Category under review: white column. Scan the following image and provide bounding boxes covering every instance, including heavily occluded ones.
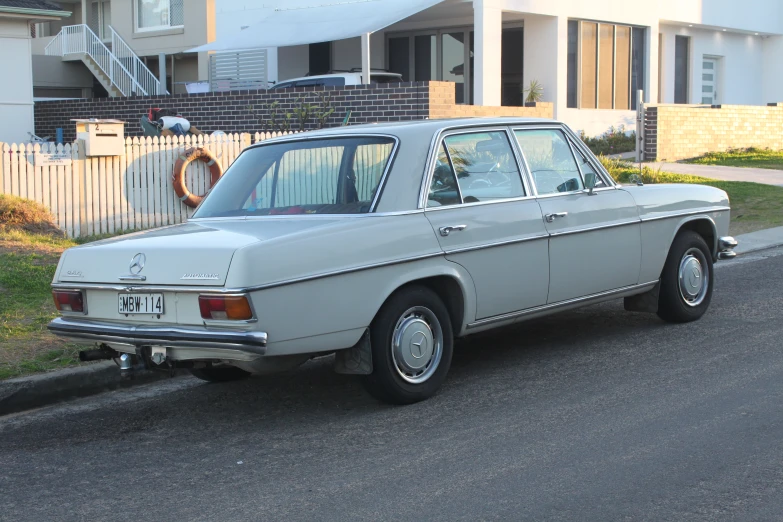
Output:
[659,31,676,104]
[473,0,502,106]
[81,0,88,25]
[361,33,371,85]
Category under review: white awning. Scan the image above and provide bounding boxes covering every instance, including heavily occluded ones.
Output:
[188,0,446,53]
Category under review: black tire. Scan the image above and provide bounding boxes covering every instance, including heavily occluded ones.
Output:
[657,230,714,323]
[190,366,251,383]
[362,286,454,405]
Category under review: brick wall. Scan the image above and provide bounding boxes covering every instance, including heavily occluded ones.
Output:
[34,81,557,143]
[644,103,783,161]
[428,81,554,119]
[34,82,432,143]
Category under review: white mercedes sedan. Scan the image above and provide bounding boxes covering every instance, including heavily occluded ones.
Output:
[49,118,737,404]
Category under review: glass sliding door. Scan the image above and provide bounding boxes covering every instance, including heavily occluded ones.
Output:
[414,34,436,81]
[388,37,410,81]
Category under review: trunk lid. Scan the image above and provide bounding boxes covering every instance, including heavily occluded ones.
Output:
[56,219,341,286]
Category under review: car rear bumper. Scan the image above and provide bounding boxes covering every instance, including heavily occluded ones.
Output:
[47,317,268,355]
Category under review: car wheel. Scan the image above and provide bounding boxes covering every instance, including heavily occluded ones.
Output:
[362,286,454,405]
[190,366,251,383]
[657,230,714,323]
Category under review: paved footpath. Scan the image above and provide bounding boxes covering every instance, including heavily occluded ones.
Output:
[648,162,783,186]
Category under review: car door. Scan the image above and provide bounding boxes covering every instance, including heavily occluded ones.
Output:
[513,126,642,304]
[424,128,550,320]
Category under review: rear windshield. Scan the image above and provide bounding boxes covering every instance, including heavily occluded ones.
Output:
[193,137,396,218]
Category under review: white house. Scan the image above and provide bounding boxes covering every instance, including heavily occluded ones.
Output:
[0,0,69,143]
[208,0,783,136]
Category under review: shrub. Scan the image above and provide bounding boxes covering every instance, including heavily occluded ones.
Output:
[580,126,636,156]
[0,194,63,237]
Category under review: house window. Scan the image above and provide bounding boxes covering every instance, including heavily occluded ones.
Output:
[567,20,646,110]
[136,0,184,32]
[674,35,690,104]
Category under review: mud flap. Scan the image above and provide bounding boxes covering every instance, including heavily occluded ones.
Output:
[334,329,373,375]
[624,282,660,313]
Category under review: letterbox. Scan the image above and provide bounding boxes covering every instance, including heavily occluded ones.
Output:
[73,119,125,156]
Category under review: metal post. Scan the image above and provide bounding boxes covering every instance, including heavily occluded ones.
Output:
[636,89,645,163]
[158,53,167,95]
[360,33,371,85]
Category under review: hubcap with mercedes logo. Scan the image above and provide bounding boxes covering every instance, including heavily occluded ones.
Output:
[391,306,443,384]
[678,248,709,307]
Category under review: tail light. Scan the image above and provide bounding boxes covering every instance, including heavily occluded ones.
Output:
[199,295,254,321]
[52,290,85,313]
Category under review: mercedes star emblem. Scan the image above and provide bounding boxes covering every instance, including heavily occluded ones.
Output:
[129,253,146,275]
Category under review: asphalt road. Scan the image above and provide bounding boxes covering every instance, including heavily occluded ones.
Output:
[3,248,783,522]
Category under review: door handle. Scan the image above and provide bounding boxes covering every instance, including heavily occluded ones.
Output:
[439,224,467,237]
[544,212,568,223]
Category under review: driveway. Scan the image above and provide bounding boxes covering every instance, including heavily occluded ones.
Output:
[648,161,783,186]
[2,248,783,521]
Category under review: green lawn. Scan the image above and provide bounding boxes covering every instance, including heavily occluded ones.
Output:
[683,148,783,170]
[602,158,783,235]
[0,235,82,380]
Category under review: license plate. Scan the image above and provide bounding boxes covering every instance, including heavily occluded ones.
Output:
[118,293,164,314]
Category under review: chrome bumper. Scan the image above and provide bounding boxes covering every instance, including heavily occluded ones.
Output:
[718,236,738,260]
[47,317,268,355]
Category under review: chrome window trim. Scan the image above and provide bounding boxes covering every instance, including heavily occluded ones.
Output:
[424,195,537,212]
[189,210,426,222]
[420,126,535,210]
[533,186,617,199]
[467,280,659,329]
[192,133,400,219]
[441,140,465,205]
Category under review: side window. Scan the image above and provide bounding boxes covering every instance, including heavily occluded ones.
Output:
[322,77,346,87]
[514,129,584,195]
[352,141,395,201]
[427,143,461,207]
[572,143,608,188]
[443,131,525,203]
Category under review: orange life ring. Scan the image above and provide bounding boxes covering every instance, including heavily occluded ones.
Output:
[172,147,223,208]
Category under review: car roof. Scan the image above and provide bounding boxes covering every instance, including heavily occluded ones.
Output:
[278,117,559,138]
[276,72,403,83]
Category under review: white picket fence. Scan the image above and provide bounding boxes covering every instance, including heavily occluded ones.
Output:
[0,132,294,238]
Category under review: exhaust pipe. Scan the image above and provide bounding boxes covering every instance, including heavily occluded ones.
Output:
[79,346,118,362]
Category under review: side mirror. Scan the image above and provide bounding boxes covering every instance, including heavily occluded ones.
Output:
[584,172,597,196]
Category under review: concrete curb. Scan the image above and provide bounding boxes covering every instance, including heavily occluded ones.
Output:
[735,226,783,256]
[0,362,174,416]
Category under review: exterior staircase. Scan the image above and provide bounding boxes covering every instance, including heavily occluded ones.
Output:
[45,25,167,97]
